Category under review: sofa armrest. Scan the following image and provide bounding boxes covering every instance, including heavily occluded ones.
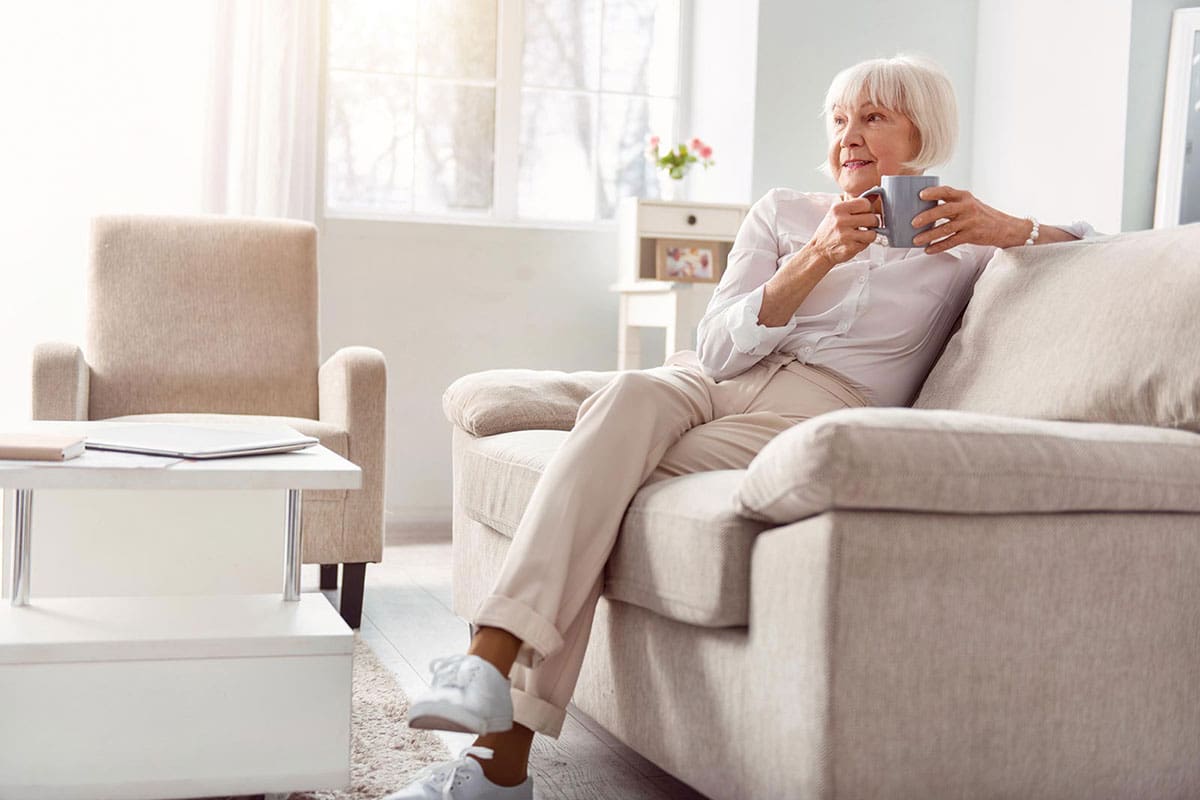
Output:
[736,406,1200,525]
[32,342,90,420]
[443,368,621,437]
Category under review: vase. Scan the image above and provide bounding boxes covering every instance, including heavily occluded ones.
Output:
[657,173,685,202]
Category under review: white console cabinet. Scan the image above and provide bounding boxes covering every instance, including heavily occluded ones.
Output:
[611,196,748,369]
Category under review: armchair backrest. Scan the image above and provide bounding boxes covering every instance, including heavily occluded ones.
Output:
[85,214,320,420]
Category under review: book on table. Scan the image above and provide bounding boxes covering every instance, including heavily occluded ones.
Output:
[0,433,87,461]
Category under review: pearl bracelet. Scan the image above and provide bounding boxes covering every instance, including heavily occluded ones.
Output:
[1023,217,1040,246]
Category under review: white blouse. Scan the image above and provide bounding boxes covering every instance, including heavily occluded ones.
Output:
[696,188,1098,407]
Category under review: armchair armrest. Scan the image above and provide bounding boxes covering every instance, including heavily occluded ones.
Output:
[443,368,621,437]
[736,406,1200,525]
[319,346,387,439]
[32,342,90,420]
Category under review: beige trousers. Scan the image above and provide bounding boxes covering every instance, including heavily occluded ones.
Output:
[471,349,871,737]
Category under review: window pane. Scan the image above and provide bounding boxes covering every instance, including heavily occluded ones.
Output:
[518,90,595,220]
[600,0,679,95]
[326,71,415,213]
[598,94,675,218]
[330,0,416,73]
[417,0,497,80]
[416,83,495,212]
[522,0,600,90]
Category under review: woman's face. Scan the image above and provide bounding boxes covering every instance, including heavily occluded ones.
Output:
[827,97,923,198]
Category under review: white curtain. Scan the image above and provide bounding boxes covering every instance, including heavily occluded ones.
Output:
[202,0,322,221]
[0,0,321,425]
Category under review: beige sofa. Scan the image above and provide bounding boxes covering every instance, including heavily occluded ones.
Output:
[32,214,387,627]
[443,222,1200,799]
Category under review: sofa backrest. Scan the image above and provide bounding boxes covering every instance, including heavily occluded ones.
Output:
[85,214,320,420]
[914,222,1200,430]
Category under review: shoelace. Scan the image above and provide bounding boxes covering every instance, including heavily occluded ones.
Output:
[429,653,479,690]
[409,744,494,799]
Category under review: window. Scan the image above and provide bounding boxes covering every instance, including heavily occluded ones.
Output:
[324,0,683,225]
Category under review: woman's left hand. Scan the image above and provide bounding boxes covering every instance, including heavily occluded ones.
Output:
[910,185,1027,254]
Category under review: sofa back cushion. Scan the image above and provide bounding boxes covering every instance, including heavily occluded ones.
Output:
[914,223,1200,430]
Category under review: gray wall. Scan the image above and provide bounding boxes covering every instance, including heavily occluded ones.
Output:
[750,0,979,199]
[1123,1,1200,231]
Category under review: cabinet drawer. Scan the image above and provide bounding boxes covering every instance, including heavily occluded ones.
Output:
[639,204,742,237]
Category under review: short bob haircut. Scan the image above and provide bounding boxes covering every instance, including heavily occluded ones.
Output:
[817,53,958,180]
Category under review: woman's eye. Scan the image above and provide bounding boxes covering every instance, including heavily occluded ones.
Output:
[868,114,882,122]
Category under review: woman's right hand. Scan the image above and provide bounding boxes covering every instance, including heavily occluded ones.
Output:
[802,196,880,268]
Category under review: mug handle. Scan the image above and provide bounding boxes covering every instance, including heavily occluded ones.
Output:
[857,186,888,238]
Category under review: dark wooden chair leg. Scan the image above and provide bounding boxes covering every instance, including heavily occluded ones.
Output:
[319,563,339,591]
[340,562,367,629]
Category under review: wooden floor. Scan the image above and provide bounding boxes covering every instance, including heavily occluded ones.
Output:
[307,527,708,800]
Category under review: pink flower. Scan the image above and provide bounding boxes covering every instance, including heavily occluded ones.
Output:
[690,137,702,150]
[648,135,660,147]
[699,145,713,159]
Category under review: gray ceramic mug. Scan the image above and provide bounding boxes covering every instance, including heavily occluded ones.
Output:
[858,174,939,248]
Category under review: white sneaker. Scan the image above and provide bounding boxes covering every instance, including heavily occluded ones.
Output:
[408,654,514,734]
[380,746,533,799]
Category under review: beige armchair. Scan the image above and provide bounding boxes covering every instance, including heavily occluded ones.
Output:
[31,214,386,627]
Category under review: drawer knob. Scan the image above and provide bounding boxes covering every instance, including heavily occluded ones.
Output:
[686,214,697,225]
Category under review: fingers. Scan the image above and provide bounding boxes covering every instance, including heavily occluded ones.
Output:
[911,201,963,230]
[913,219,961,248]
[918,185,967,203]
[923,228,961,255]
[845,212,882,229]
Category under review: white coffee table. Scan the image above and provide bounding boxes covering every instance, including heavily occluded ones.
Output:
[0,421,362,800]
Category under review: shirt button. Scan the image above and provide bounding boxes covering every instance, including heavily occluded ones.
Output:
[858,276,866,284]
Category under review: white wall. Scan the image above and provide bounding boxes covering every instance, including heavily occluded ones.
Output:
[684,0,760,204]
[317,217,617,526]
[971,0,1132,234]
[750,0,979,199]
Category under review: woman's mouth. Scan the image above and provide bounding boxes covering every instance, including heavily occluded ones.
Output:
[843,160,874,171]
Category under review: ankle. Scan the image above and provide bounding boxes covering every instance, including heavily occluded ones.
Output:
[469,754,528,788]
[467,626,522,676]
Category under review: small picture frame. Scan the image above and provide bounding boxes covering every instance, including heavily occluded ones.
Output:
[655,238,721,283]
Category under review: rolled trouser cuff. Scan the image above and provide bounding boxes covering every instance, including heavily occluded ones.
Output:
[473,594,565,670]
[511,686,567,738]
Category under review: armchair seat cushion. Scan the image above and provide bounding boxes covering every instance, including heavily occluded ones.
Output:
[458,430,769,627]
[101,412,349,502]
[736,406,1200,525]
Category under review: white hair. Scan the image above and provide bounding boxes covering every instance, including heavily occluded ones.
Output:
[816,53,958,179]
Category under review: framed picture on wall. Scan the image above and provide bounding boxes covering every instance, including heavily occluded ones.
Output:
[1154,7,1200,227]
[654,239,726,283]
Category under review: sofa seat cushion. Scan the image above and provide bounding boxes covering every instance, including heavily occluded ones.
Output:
[458,430,770,627]
[736,406,1200,525]
[100,412,349,502]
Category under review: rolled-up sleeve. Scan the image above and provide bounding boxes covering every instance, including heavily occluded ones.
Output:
[696,189,797,382]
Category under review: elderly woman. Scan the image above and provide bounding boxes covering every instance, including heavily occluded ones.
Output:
[384,53,1095,800]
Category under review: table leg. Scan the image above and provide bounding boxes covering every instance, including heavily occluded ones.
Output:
[10,489,33,606]
[283,489,302,601]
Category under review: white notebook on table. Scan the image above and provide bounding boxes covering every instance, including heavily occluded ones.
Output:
[83,424,320,459]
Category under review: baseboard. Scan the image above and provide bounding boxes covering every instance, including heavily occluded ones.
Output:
[386,507,451,544]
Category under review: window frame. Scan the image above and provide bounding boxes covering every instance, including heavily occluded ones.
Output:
[317,0,692,231]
